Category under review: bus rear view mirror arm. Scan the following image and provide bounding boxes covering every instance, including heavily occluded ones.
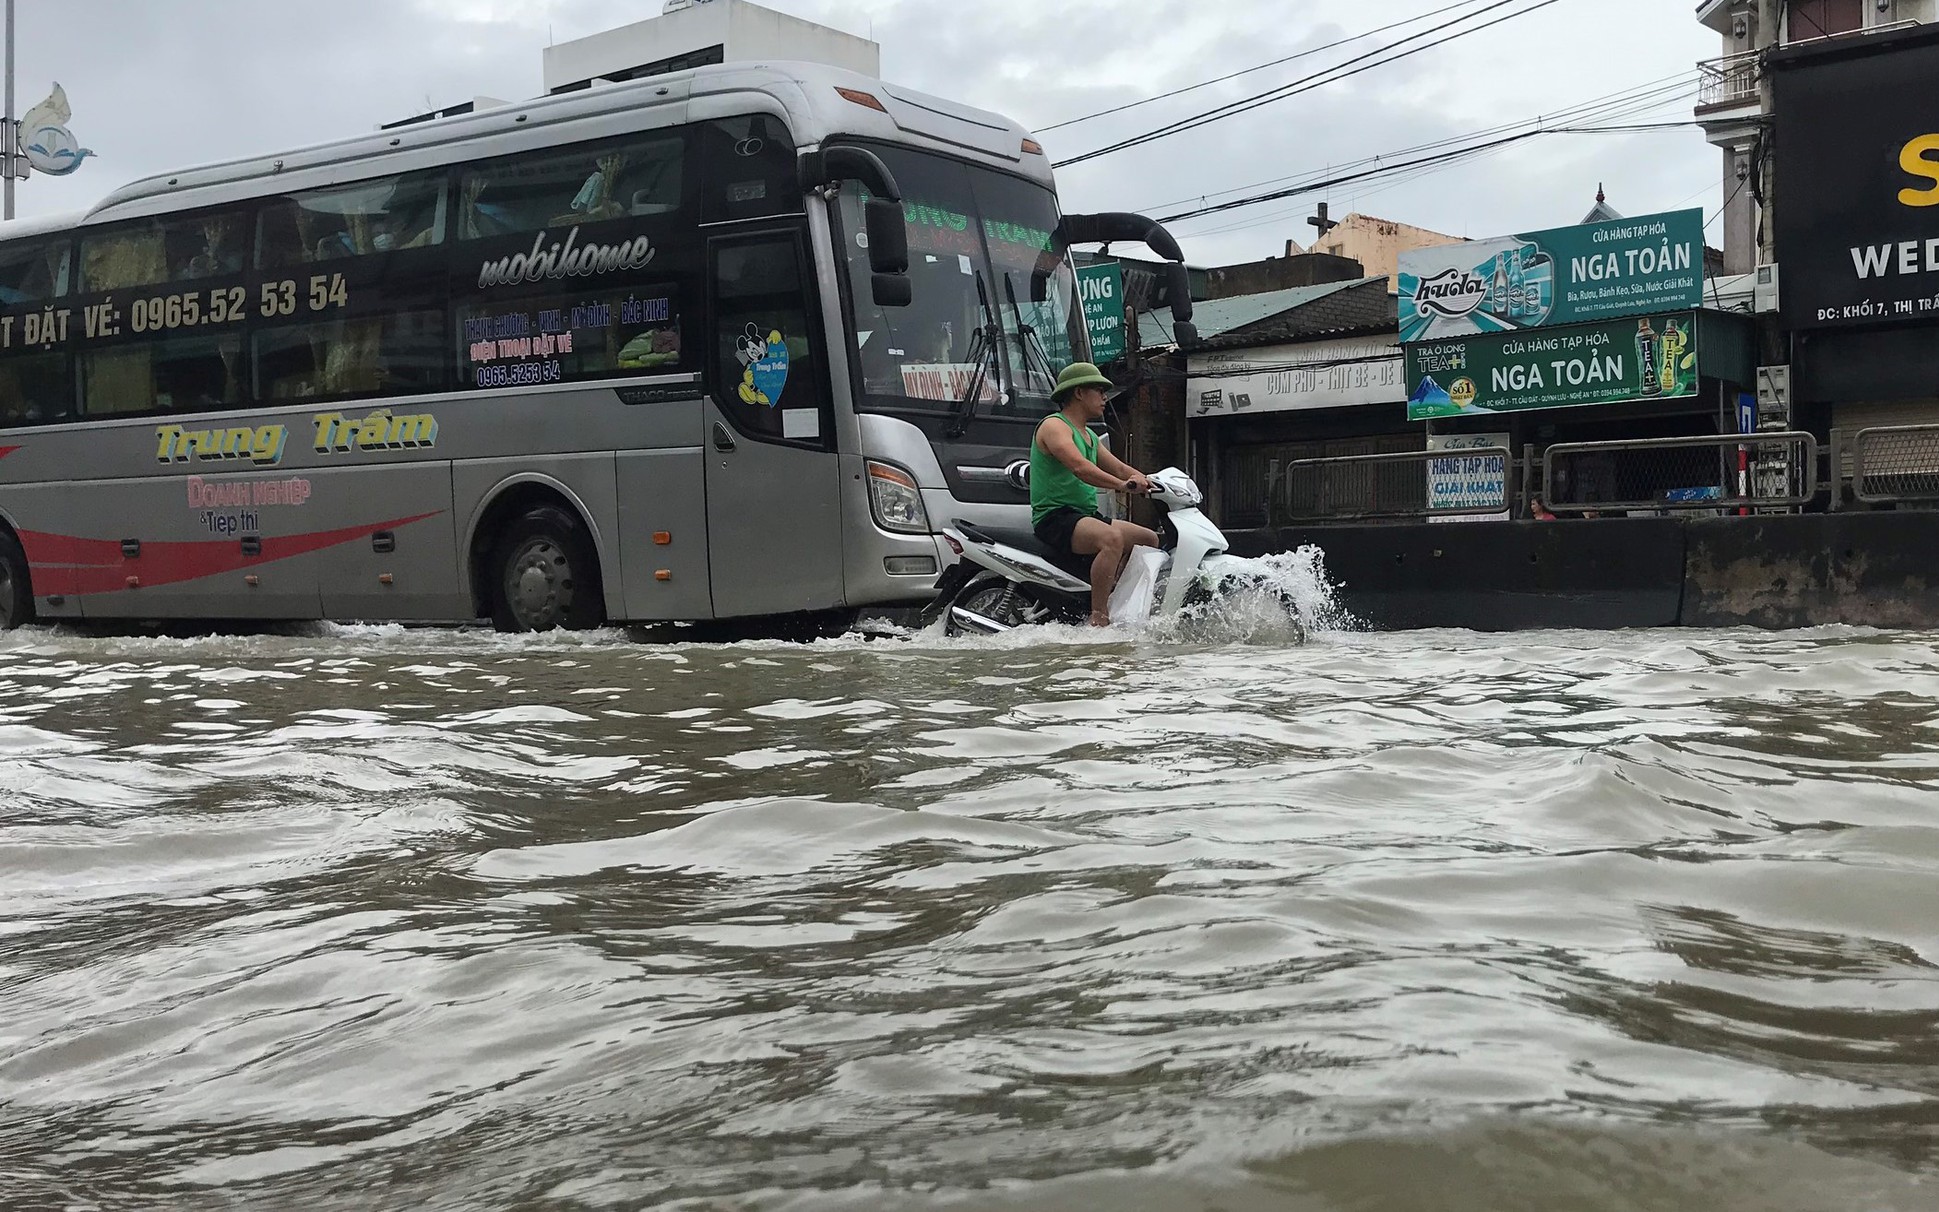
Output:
[1053,212,1194,335]
[801,146,911,281]
[1054,212,1186,264]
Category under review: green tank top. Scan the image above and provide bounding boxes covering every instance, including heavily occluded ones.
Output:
[1030,414,1099,526]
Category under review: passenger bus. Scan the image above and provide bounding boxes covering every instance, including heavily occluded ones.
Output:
[0,61,1195,630]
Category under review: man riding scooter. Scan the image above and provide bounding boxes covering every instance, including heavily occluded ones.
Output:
[1030,363,1161,626]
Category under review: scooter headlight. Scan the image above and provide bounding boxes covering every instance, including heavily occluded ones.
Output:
[867,461,930,534]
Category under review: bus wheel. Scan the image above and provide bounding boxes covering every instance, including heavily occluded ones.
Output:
[0,530,33,630]
[488,505,605,632]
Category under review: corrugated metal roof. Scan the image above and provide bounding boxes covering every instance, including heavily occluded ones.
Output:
[1138,276,1384,345]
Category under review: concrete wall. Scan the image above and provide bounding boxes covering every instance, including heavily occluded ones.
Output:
[1236,511,1939,630]
[1308,214,1463,292]
[1682,512,1939,627]
[1235,519,1687,630]
[1199,254,1364,301]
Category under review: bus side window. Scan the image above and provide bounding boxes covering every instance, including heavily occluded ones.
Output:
[0,352,74,426]
[699,115,797,225]
[258,171,446,268]
[0,239,69,305]
[82,209,248,291]
[455,133,684,240]
[256,310,446,403]
[82,334,244,417]
[710,234,825,445]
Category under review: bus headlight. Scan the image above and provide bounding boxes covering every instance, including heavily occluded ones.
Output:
[866,460,929,534]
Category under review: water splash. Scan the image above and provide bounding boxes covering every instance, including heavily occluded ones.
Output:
[1156,543,1360,645]
[891,544,1356,649]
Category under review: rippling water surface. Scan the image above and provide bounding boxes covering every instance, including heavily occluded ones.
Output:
[3,608,1939,1210]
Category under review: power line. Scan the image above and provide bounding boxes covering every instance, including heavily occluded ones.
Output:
[1154,122,1701,226]
[1186,104,1701,238]
[1164,125,1698,236]
[1053,0,1568,170]
[1158,75,1701,240]
[1035,0,1493,133]
[1162,122,1701,227]
[1136,69,1699,215]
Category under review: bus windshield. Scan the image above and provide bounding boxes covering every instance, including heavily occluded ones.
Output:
[833,145,1088,420]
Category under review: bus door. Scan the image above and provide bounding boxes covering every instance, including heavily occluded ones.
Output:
[702,230,844,617]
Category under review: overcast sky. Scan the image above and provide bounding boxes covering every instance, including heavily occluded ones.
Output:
[11,0,1723,265]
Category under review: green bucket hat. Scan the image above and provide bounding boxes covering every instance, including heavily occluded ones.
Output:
[1052,362,1114,403]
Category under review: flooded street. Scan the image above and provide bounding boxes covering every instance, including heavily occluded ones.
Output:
[3,609,1939,1210]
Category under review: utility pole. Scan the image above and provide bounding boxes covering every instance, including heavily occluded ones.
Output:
[4,0,14,221]
[1755,0,1779,267]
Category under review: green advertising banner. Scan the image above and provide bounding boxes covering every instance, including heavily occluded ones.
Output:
[1406,312,1699,420]
[1077,263,1125,364]
[1397,209,1705,342]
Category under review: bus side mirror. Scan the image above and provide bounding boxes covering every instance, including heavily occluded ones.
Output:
[871,274,913,308]
[1173,321,1198,346]
[865,197,908,276]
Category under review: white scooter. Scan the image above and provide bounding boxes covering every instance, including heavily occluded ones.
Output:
[924,467,1303,638]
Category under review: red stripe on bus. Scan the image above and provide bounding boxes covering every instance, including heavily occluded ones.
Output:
[0,447,19,459]
[19,513,442,597]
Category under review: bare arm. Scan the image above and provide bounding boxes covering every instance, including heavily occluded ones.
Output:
[1037,419,1129,492]
[1095,444,1146,484]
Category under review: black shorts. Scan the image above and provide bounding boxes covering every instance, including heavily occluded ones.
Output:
[1034,506,1106,570]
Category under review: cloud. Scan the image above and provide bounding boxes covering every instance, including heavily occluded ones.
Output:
[9,0,1723,267]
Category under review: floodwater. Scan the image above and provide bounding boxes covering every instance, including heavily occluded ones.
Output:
[3,569,1939,1210]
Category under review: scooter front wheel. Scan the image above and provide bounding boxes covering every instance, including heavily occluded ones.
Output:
[1181,573,1307,644]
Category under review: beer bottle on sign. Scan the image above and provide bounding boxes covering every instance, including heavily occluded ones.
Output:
[1521,244,1544,318]
[1636,318,1661,397]
[1491,255,1510,320]
[1506,250,1526,320]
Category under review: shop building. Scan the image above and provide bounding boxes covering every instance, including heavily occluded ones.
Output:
[1397,207,1759,517]
[1763,22,1939,451]
[1696,0,1937,278]
[1176,280,1409,527]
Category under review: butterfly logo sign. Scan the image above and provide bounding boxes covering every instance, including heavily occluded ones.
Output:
[735,323,790,407]
[19,84,93,177]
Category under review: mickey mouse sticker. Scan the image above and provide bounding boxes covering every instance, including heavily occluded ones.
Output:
[736,323,790,407]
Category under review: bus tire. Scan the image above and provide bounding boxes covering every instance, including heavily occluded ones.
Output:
[0,529,32,630]
[487,504,605,633]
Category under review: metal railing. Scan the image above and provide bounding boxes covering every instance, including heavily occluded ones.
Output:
[1782,17,1923,48]
[1541,431,1818,514]
[1697,50,1761,108]
[1222,434,1424,528]
[1272,447,1511,524]
[1847,424,1939,504]
[1220,424,1939,525]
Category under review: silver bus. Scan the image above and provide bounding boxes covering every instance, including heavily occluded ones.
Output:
[0,61,1195,631]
